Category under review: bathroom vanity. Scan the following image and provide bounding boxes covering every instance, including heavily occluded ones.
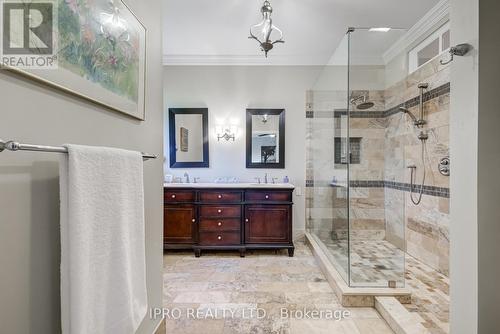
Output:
[163,183,294,257]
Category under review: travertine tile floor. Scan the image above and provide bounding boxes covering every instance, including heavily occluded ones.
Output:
[404,256,450,334]
[321,238,450,333]
[163,242,394,334]
[322,239,405,287]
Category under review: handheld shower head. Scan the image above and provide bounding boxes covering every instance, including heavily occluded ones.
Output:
[399,107,429,141]
[399,107,418,123]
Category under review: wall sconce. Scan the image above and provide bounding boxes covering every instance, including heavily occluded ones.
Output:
[216,125,237,142]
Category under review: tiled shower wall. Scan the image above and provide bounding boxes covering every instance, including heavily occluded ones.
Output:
[385,57,451,275]
[306,90,348,241]
[306,56,451,276]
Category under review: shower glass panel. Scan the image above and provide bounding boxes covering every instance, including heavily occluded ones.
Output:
[306,33,350,282]
[307,27,407,288]
[348,28,407,288]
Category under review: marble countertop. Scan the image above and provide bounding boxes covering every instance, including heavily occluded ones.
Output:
[164,182,295,189]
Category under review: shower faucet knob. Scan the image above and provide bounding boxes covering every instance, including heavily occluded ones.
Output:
[439,157,450,176]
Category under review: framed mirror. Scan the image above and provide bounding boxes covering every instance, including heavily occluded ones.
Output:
[169,108,209,168]
[246,108,285,169]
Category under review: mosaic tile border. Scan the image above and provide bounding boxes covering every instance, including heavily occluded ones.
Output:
[385,82,450,117]
[306,82,450,119]
[384,180,449,198]
[305,179,449,198]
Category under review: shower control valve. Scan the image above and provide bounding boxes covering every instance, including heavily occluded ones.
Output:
[438,157,450,176]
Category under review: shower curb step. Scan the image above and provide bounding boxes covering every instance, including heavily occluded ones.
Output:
[375,296,429,334]
[305,232,411,307]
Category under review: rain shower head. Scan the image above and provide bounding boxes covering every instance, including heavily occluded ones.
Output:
[356,101,375,110]
[350,93,374,110]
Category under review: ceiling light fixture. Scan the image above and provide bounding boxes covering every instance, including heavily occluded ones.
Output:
[249,1,284,57]
[369,27,391,32]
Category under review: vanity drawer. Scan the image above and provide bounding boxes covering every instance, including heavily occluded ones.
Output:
[199,218,240,232]
[164,190,195,202]
[199,205,241,218]
[245,190,292,202]
[198,231,240,245]
[199,191,242,203]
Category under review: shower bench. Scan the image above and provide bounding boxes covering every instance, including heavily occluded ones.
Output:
[163,184,295,257]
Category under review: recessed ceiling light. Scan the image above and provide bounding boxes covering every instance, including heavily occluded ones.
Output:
[369,27,391,32]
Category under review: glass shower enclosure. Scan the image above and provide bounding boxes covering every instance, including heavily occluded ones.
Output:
[306,27,408,288]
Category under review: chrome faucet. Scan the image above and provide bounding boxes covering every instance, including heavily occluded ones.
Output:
[255,177,261,184]
[183,172,190,183]
[264,173,268,184]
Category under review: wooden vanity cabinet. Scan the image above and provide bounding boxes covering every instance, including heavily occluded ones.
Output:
[163,187,294,257]
[163,205,196,245]
[163,190,197,246]
[245,205,291,244]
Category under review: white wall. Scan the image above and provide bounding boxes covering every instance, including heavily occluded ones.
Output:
[163,66,324,238]
[0,1,164,333]
[450,0,479,332]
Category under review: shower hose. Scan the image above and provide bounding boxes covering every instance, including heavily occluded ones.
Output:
[409,141,426,205]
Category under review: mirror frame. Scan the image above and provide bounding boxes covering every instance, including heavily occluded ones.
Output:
[168,108,209,168]
[246,108,285,169]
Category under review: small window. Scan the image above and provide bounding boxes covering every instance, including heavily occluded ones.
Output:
[408,22,450,73]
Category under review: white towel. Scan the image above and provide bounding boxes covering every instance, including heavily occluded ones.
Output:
[59,144,148,334]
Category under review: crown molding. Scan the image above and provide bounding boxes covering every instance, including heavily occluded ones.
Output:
[383,0,450,64]
[162,54,329,66]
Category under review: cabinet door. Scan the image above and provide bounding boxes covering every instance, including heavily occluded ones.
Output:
[164,205,196,244]
[245,205,290,244]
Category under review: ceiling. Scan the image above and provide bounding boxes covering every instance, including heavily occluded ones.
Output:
[163,0,441,65]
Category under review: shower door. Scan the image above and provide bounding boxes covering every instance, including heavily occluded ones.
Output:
[307,28,407,288]
[347,28,407,288]
[306,33,350,282]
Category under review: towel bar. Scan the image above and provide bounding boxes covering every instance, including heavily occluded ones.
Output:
[0,139,157,161]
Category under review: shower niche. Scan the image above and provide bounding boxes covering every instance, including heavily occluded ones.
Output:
[334,137,361,164]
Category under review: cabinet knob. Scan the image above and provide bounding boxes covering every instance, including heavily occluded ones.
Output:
[218,194,222,199]
[217,209,222,213]
[265,195,269,199]
[217,222,222,226]
[171,194,176,199]
[245,218,249,222]
[217,235,222,240]
[192,219,196,223]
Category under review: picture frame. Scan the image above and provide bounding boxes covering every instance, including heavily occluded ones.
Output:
[168,108,209,168]
[180,127,189,152]
[3,0,147,120]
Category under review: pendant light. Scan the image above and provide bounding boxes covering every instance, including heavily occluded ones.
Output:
[248,1,284,57]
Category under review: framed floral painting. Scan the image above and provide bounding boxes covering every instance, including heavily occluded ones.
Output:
[7,0,146,119]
